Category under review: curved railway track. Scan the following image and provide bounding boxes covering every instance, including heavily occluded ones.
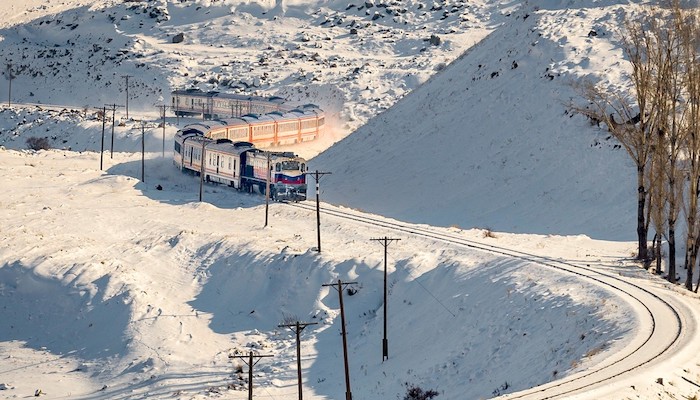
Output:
[287,201,696,399]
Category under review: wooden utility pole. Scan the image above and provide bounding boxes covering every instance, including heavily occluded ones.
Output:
[370,237,400,361]
[265,152,271,227]
[6,63,13,107]
[233,352,273,400]
[199,139,208,202]
[140,121,146,182]
[156,104,169,157]
[278,321,318,400]
[98,106,106,170]
[122,75,132,119]
[305,170,332,252]
[105,104,123,158]
[323,280,357,400]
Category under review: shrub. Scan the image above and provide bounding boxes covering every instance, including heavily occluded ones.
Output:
[483,228,497,238]
[403,384,439,400]
[26,137,51,150]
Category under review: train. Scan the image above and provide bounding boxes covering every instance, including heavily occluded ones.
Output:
[171,89,325,146]
[172,88,289,119]
[173,130,308,201]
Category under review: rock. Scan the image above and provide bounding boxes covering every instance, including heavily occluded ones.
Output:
[429,34,441,46]
[172,33,184,44]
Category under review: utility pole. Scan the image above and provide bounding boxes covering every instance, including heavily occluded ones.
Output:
[122,75,132,119]
[105,104,123,159]
[6,63,13,107]
[232,352,273,400]
[156,104,169,157]
[305,170,332,252]
[264,152,271,227]
[370,236,401,361]
[278,321,318,400]
[98,106,106,170]
[322,280,357,400]
[199,139,208,202]
[174,93,180,126]
[140,121,146,182]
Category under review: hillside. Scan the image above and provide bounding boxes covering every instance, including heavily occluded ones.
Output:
[312,1,639,241]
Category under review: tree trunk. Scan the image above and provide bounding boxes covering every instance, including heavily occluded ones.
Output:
[688,238,697,291]
[637,168,648,261]
[668,224,676,282]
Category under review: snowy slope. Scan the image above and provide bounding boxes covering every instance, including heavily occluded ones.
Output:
[0,149,640,399]
[312,1,639,241]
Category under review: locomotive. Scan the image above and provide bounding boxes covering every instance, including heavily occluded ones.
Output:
[174,130,307,201]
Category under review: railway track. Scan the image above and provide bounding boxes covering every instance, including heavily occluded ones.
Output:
[287,200,696,399]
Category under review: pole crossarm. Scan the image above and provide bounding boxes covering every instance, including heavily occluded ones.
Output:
[278,321,319,331]
[370,237,401,362]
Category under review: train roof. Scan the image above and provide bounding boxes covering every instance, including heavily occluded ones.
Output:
[288,106,322,118]
[171,89,287,104]
[206,140,254,154]
[241,113,275,123]
[247,148,304,161]
[213,117,249,128]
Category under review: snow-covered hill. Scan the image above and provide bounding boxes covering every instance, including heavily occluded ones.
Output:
[312,1,640,240]
[2,1,700,400]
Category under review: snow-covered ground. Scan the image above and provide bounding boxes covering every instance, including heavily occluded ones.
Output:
[1,0,700,399]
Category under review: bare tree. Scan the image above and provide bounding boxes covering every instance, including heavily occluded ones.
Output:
[575,84,654,263]
[652,3,686,283]
[574,2,694,278]
[675,6,700,291]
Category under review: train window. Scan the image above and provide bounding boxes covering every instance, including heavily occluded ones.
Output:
[280,161,300,170]
[301,163,306,172]
[275,163,281,172]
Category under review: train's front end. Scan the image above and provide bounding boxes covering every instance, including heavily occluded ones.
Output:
[273,157,307,202]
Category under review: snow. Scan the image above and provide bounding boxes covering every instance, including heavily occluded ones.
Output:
[1,1,700,399]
